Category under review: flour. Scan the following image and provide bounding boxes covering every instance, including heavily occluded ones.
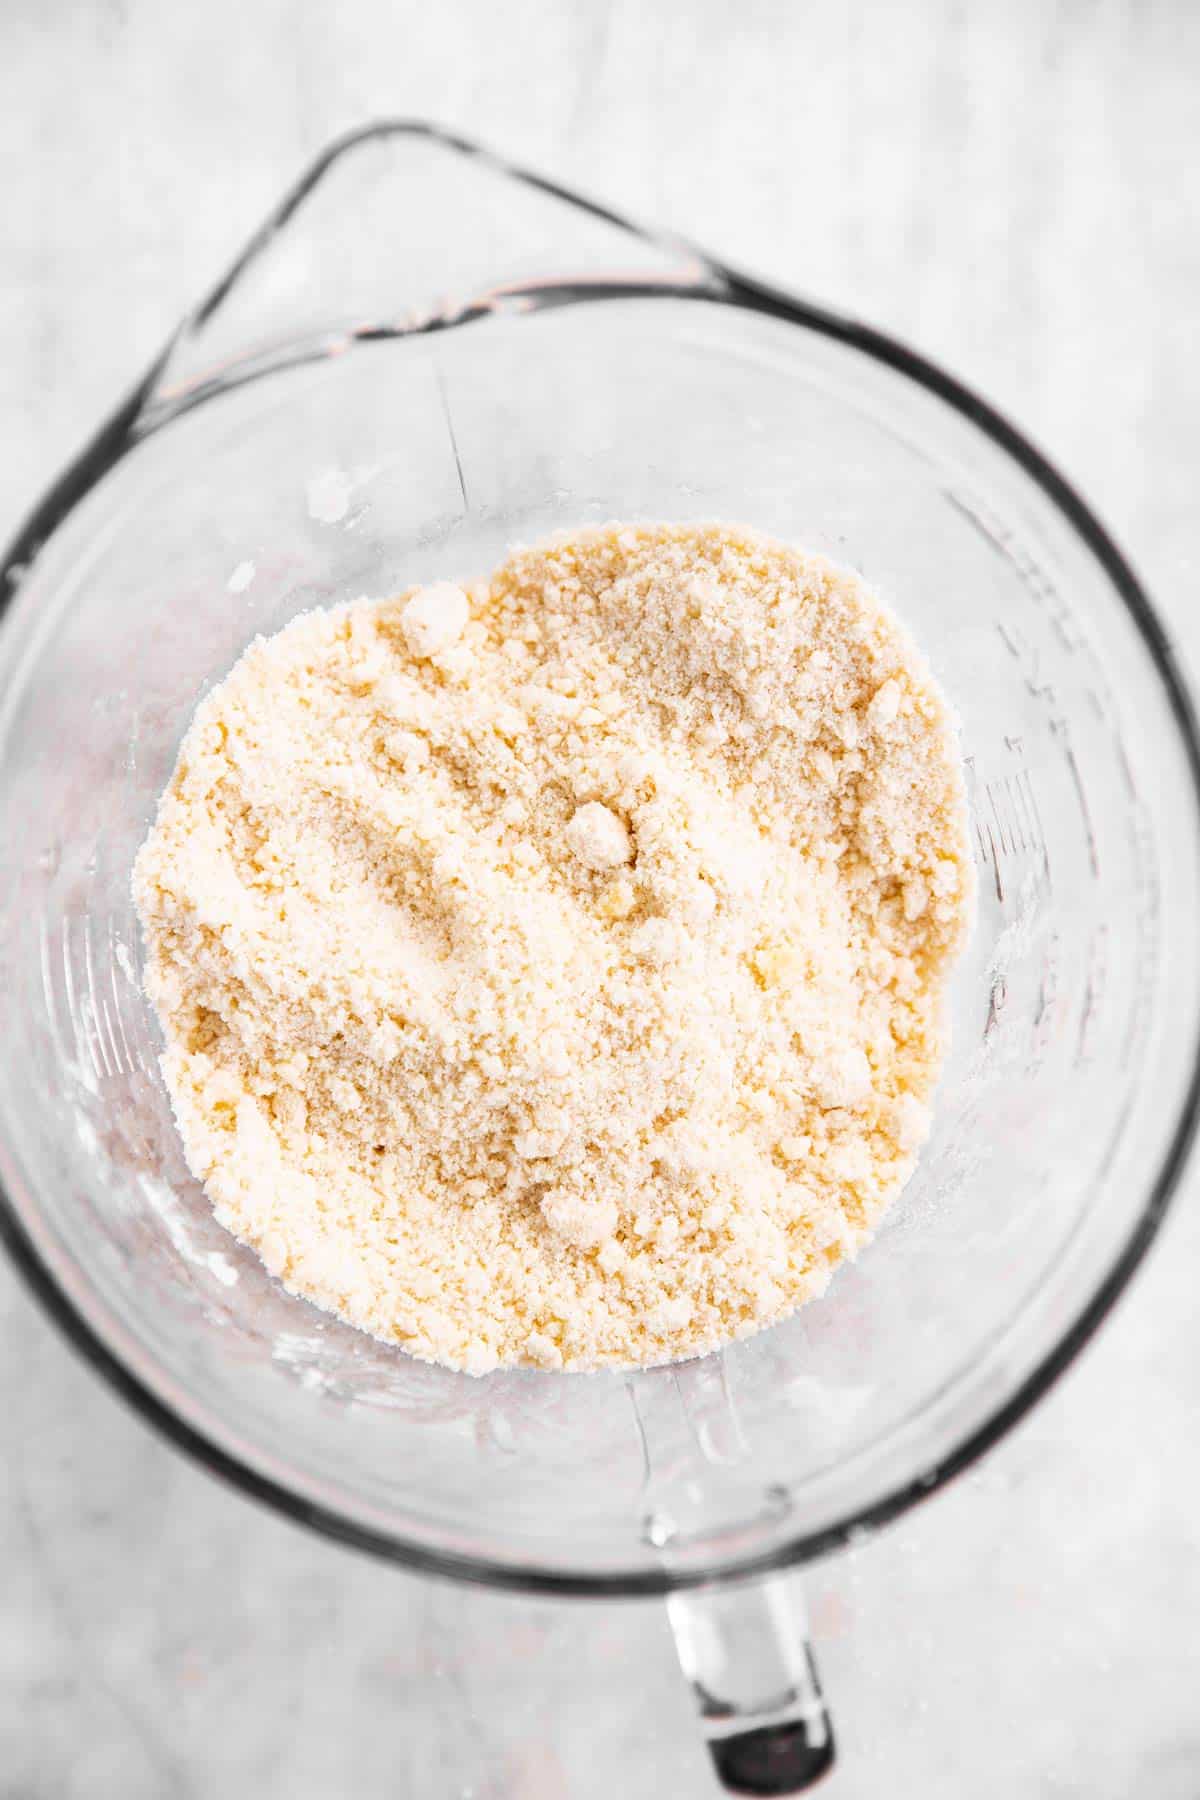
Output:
[134,523,973,1373]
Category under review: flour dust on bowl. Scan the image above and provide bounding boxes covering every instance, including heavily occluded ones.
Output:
[1,124,1197,1796]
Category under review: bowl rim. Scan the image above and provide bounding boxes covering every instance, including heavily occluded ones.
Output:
[2,120,1199,1598]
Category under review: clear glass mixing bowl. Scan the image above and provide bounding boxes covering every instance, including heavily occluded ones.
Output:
[2,124,1199,1794]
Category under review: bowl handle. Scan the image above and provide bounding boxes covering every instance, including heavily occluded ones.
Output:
[631,1366,836,1792]
[667,1574,835,1794]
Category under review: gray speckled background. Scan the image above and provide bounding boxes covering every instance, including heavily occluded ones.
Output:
[3,2,1200,1794]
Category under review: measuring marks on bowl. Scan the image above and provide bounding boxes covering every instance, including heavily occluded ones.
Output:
[950,480,1109,881]
[950,482,1159,1092]
[966,745,1049,906]
[37,901,145,1095]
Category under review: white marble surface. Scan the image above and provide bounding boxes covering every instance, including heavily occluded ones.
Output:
[3,1,1200,1794]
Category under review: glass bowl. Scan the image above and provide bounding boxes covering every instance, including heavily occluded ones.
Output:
[2,124,1198,1794]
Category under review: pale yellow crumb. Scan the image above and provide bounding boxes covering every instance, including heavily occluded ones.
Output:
[133,521,973,1374]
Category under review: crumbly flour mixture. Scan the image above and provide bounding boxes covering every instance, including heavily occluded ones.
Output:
[135,524,972,1373]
